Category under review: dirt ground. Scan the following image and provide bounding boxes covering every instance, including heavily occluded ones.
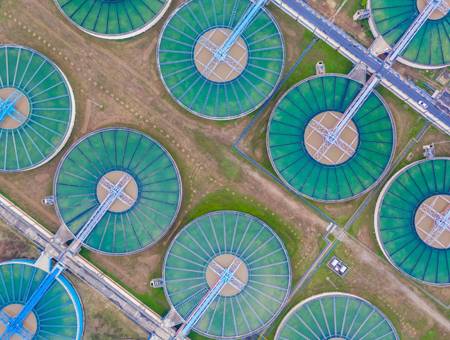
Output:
[0,221,38,261]
[0,0,448,339]
[308,0,373,46]
[0,222,145,339]
[71,276,147,340]
[0,0,328,294]
[334,232,450,338]
[351,126,450,306]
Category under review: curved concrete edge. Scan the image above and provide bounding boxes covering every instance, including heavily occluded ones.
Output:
[366,0,449,70]
[53,0,172,40]
[0,44,76,173]
[274,292,399,340]
[266,73,397,204]
[374,157,450,287]
[271,0,449,135]
[162,210,292,340]
[156,0,286,121]
[52,127,183,256]
[0,259,85,340]
[0,193,175,339]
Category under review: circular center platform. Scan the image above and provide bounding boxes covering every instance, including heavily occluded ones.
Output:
[0,88,30,129]
[417,0,449,20]
[96,170,138,213]
[164,210,291,339]
[205,254,249,297]
[158,0,285,120]
[194,28,248,83]
[415,194,450,249]
[375,158,450,285]
[304,111,359,166]
[0,304,37,339]
[55,128,182,255]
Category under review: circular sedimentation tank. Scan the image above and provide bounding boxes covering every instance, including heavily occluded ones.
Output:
[369,0,450,69]
[54,0,171,39]
[163,211,291,339]
[275,292,399,340]
[0,45,75,172]
[267,75,396,202]
[0,259,83,339]
[54,128,182,255]
[375,158,450,286]
[158,0,285,120]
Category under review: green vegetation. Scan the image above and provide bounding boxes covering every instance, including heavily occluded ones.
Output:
[182,188,304,281]
[283,32,354,90]
[265,242,402,339]
[193,130,242,181]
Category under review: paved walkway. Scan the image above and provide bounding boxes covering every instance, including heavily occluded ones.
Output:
[272,0,450,135]
[0,194,176,340]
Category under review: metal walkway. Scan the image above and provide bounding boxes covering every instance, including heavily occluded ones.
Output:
[272,0,450,135]
[200,0,268,82]
[0,193,175,339]
[0,173,133,339]
[421,202,450,247]
[0,90,26,124]
[214,0,268,60]
[305,0,446,154]
[386,0,447,64]
[175,258,244,338]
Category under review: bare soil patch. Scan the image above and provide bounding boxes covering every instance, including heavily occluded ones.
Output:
[339,232,450,335]
[0,0,328,290]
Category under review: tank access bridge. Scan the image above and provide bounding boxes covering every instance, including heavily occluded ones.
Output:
[272,0,450,136]
[0,177,177,339]
[292,0,447,160]
[166,1,275,337]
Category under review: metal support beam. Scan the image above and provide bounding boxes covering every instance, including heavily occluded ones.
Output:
[0,310,34,340]
[313,74,380,159]
[0,90,23,123]
[0,174,131,339]
[421,203,450,246]
[68,173,131,253]
[386,0,445,64]
[213,0,268,61]
[176,258,242,337]
[1,264,64,339]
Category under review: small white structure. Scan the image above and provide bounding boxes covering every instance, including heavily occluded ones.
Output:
[353,9,370,21]
[328,256,349,277]
[42,196,55,206]
[316,61,326,75]
[150,278,164,288]
[423,144,435,160]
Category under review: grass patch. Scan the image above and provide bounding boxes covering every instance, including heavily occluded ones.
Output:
[193,130,242,181]
[283,32,354,90]
[182,188,304,281]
